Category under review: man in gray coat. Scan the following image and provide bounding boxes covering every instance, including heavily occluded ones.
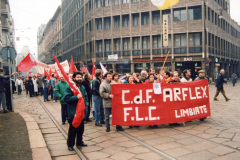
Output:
[100,72,124,132]
[231,73,237,87]
[37,75,44,96]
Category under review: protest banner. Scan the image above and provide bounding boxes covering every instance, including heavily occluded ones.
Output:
[36,60,69,75]
[112,79,210,126]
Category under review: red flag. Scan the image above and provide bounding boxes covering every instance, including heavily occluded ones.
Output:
[44,68,50,80]
[49,69,52,77]
[53,55,85,128]
[17,53,37,72]
[55,69,60,79]
[92,60,96,79]
[69,56,78,74]
[82,62,88,72]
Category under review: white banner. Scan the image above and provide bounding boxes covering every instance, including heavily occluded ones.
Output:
[163,14,168,47]
[36,60,69,75]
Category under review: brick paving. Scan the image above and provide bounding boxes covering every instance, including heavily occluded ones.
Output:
[13,82,240,160]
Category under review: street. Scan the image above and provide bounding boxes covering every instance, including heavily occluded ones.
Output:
[13,82,240,160]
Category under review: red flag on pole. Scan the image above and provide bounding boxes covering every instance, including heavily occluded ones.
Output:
[44,68,50,80]
[53,55,85,128]
[69,56,78,74]
[92,60,96,78]
[55,69,60,79]
[17,53,37,72]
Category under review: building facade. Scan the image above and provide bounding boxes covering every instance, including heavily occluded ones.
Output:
[0,0,16,73]
[60,0,239,79]
[38,6,62,64]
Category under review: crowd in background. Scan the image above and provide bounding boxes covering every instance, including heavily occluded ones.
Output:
[0,67,236,151]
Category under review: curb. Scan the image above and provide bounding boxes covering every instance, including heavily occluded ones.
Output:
[17,110,52,160]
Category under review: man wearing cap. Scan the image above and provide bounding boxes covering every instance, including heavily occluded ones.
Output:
[195,70,207,81]
[0,68,15,113]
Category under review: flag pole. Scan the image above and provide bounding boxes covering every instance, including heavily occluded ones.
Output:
[160,51,170,74]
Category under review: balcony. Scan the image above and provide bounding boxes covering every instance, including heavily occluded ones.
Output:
[2,23,9,31]
[1,9,9,18]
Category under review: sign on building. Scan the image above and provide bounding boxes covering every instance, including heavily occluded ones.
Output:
[163,14,168,47]
[108,54,118,60]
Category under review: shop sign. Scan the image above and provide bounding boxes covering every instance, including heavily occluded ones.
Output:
[133,58,150,62]
[184,57,192,61]
[153,57,171,61]
[163,15,168,47]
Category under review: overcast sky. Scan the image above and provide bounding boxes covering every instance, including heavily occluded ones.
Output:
[9,0,240,60]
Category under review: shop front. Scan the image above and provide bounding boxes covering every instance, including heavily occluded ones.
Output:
[175,57,202,80]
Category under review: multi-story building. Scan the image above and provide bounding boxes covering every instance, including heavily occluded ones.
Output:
[0,0,16,73]
[38,6,62,64]
[61,0,239,79]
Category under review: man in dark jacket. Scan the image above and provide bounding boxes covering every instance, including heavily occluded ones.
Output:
[3,73,14,111]
[214,69,230,101]
[28,77,34,97]
[92,69,105,126]
[231,73,237,87]
[63,71,89,151]
[43,76,50,102]
[0,68,15,113]
[81,73,92,123]
[37,75,44,96]
[55,74,68,124]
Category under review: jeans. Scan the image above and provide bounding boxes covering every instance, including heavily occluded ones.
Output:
[0,92,7,111]
[18,85,22,94]
[52,89,56,101]
[67,119,84,147]
[93,95,105,124]
[61,104,68,123]
[44,88,49,101]
[104,108,112,128]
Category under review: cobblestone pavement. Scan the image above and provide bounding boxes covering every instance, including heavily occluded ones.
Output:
[13,82,240,160]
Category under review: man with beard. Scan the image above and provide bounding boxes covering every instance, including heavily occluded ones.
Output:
[28,77,34,97]
[63,71,89,151]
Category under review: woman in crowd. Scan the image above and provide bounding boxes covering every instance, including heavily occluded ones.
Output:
[111,72,123,84]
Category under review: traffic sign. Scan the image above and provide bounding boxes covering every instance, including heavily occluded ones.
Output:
[205,59,210,64]
[0,47,17,61]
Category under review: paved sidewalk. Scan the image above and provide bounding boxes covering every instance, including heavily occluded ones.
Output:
[13,82,240,160]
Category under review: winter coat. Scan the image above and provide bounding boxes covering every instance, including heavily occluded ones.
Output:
[232,74,237,84]
[215,74,227,89]
[92,77,101,96]
[0,74,9,92]
[32,79,38,92]
[63,84,89,120]
[37,77,43,88]
[180,76,192,82]
[99,79,112,108]
[55,81,68,105]
[195,76,207,81]
[43,79,50,89]
[15,79,24,92]
[81,80,92,101]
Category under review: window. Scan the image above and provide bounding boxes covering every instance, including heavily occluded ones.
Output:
[132,37,140,49]
[103,0,111,6]
[123,38,130,50]
[141,12,149,25]
[162,10,171,22]
[114,39,121,50]
[105,40,111,51]
[122,15,129,27]
[114,16,120,28]
[188,6,202,20]
[152,11,160,24]
[189,33,202,46]
[113,0,120,5]
[173,8,187,21]
[96,40,102,52]
[95,0,101,8]
[174,34,187,47]
[152,35,161,48]
[208,8,211,21]
[132,14,139,26]
[104,17,111,29]
[132,0,139,2]
[142,36,150,49]
[96,18,102,30]
[189,33,202,53]
[122,0,129,4]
